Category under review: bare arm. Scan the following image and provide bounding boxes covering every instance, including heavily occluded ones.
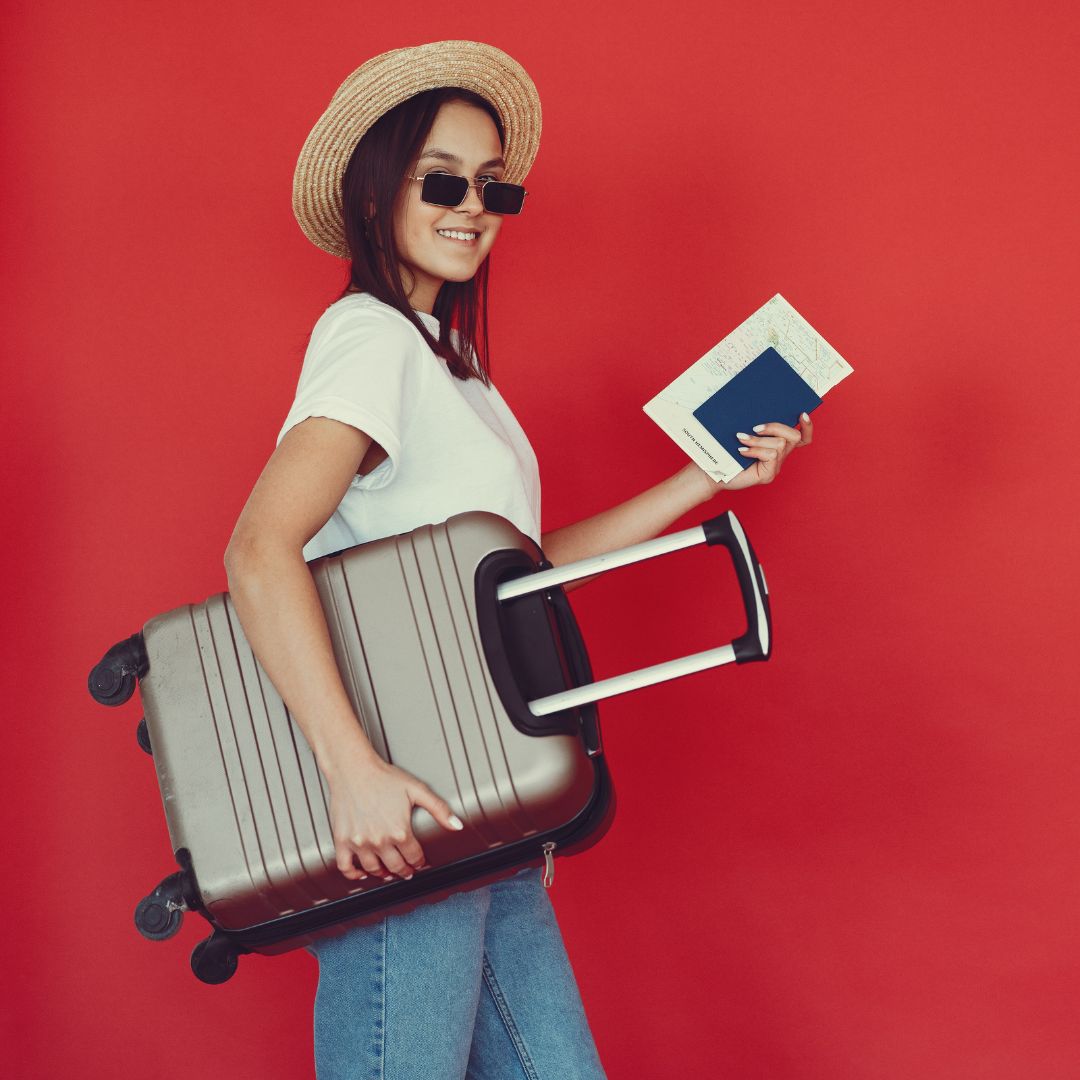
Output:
[225,418,375,769]
[541,416,814,583]
[540,463,713,580]
[224,417,461,882]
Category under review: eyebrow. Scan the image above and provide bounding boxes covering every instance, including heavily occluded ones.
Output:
[418,147,506,170]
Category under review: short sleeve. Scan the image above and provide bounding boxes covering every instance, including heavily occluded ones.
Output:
[276,301,425,490]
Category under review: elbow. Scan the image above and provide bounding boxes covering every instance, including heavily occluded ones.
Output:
[223,514,255,575]
[220,524,268,587]
[223,531,254,590]
[224,528,294,590]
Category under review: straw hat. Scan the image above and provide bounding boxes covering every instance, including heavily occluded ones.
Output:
[292,40,542,258]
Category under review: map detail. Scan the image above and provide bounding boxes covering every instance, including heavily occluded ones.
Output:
[643,294,854,482]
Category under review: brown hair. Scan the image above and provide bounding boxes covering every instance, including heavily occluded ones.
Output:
[339,87,503,383]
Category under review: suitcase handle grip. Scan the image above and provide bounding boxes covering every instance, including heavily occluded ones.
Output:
[497,511,772,715]
[700,511,771,664]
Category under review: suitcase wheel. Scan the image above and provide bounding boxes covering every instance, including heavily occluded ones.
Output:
[134,894,183,941]
[136,717,152,755]
[88,664,136,707]
[134,871,187,941]
[191,934,240,985]
[87,634,148,706]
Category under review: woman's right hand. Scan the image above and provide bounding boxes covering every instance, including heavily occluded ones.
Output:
[324,744,464,883]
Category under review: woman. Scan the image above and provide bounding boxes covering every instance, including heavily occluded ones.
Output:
[225,40,812,1080]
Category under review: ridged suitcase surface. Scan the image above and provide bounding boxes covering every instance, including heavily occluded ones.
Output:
[89,508,769,982]
[140,512,599,937]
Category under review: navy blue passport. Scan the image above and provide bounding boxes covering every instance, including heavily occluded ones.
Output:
[692,347,821,470]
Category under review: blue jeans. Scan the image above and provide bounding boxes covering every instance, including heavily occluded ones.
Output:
[309,867,607,1079]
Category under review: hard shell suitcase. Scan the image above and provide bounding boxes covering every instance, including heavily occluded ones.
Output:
[89,510,771,983]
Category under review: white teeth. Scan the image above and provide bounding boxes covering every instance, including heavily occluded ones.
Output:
[437,229,478,241]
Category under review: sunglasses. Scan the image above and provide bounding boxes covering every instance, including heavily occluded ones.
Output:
[407,171,528,215]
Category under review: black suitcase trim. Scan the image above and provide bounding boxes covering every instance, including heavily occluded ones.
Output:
[475,549,589,740]
[198,755,614,955]
[186,551,612,979]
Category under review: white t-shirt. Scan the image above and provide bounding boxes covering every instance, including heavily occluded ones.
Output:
[277,292,542,562]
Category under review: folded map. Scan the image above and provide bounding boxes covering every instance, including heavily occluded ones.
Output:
[643,294,854,482]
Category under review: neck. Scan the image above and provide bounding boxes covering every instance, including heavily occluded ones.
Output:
[401,269,441,315]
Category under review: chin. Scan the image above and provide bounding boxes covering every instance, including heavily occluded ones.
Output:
[442,269,481,284]
[433,258,484,284]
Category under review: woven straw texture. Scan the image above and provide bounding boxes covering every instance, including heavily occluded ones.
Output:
[292,40,541,258]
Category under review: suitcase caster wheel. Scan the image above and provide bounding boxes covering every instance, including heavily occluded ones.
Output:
[134,894,183,940]
[191,935,239,984]
[88,663,136,706]
[87,634,147,706]
[136,717,152,755]
[134,871,188,941]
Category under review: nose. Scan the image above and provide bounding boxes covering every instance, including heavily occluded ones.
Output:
[455,183,485,216]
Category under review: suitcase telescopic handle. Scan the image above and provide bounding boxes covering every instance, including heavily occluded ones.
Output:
[496,511,772,716]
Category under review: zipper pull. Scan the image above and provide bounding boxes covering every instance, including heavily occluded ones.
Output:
[541,842,556,888]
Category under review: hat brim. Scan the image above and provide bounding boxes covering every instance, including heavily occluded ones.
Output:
[292,40,542,258]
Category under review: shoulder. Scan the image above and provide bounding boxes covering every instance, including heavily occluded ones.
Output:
[292,293,441,406]
[311,292,427,353]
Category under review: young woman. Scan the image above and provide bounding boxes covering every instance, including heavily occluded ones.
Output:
[225,40,812,1080]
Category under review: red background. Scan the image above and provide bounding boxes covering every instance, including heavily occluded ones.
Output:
[5,1,1079,1077]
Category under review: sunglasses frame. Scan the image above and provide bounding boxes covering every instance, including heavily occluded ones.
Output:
[407,171,528,216]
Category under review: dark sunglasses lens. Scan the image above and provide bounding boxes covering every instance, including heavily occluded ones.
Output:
[421,173,469,207]
[481,181,526,215]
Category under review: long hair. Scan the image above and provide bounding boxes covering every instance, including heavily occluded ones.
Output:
[339,88,503,383]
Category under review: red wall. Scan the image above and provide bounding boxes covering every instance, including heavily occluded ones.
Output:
[6,2,1079,1077]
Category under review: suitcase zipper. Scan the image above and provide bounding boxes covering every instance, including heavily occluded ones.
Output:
[541,841,556,888]
[204,760,613,952]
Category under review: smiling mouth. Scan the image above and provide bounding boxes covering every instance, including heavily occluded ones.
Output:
[436,229,480,243]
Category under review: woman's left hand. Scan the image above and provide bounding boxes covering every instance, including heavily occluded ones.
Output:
[720,412,814,492]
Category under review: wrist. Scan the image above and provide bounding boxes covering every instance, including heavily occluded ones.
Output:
[313,721,382,781]
[675,461,723,507]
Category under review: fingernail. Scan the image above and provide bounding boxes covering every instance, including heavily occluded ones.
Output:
[738,447,751,454]
[801,412,810,423]
[753,424,766,433]
[736,431,750,440]
[403,873,413,881]
[449,814,464,830]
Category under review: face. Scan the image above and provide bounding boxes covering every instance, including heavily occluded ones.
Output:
[392,99,506,313]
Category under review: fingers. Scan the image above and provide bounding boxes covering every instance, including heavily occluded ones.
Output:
[335,839,411,882]
[376,837,417,879]
[335,834,412,883]
[395,833,428,874]
[736,432,780,461]
[355,786,466,882]
[330,779,465,884]
[749,423,801,447]
[334,841,369,882]
[410,783,465,835]
[738,412,816,466]
[748,415,815,447]
[341,815,440,881]
[345,839,385,879]
[354,842,396,881]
